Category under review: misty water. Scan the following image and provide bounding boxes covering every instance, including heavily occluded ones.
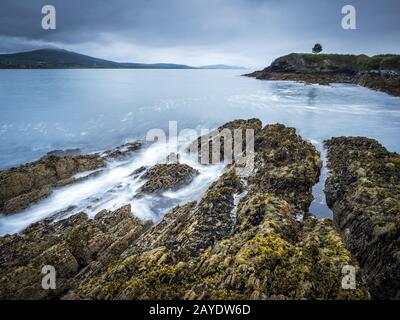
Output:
[1,69,400,235]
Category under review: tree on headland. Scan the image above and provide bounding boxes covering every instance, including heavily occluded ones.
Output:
[312,43,323,54]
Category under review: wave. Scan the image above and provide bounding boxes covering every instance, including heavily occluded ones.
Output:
[0,140,224,236]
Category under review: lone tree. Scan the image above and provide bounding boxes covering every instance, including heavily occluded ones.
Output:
[312,43,322,54]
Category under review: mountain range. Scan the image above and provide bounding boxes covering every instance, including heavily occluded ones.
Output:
[0,49,245,70]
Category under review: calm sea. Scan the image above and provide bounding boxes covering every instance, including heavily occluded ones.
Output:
[1,69,399,234]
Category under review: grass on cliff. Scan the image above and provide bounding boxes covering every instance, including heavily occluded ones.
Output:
[296,53,400,72]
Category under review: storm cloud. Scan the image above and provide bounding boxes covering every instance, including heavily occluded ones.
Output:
[0,0,399,68]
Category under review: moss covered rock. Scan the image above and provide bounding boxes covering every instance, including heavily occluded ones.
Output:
[0,205,150,299]
[325,136,400,299]
[0,120,373,300]
[188,118,262,165]
[68,121,368,300]
[0,154,105,215]
[138,163,199,194]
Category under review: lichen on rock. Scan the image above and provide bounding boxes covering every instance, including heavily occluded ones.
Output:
[138,163,199,194]
[0,205,151,299]
[324,136,400,299]
[0,119,374,300]
[0,154,106,215]
[64,120,369,300]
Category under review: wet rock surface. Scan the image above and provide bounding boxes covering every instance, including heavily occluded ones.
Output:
[325,137,400,299]
[0,119,382,300]
[102,142,143,160]
[46,148,82,157]
[251,124,322,212]
[0,142,144,216]
[63,121,368,299]
[138,163,200,194]
[0,154,105,215]
[0,205,151,299]
[188,118,262,165]
[351,71,400,97]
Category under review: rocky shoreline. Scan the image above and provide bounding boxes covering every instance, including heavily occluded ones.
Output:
[0,119,399,299]
[324,137,400,299]
[0,142,142,215]
[245,53,400,96]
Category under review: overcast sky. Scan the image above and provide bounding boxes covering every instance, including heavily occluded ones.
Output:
[0,0,399,68]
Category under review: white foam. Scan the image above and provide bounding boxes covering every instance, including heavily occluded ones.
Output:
[0,140,224,236]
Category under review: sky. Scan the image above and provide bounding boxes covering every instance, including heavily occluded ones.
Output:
[0,0,399,68]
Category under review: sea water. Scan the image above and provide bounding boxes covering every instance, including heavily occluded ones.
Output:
[1,69,399,234]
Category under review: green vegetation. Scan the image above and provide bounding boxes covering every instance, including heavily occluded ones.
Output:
[296,53,400,72]
[312,43,323,54]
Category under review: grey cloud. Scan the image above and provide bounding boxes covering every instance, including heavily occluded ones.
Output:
[0,0,399,67]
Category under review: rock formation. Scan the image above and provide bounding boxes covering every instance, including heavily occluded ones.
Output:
[188,118,262,165]
[0,205,151,299]
[0,142,143,216]
[67,122,367,300]
[245,53,400,96]
[138,163,200,194]
[0,154,105,215]
[324,137,400,299]
[4,119,400,299]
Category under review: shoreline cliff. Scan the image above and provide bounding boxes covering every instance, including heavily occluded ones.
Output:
[245,53,400,96]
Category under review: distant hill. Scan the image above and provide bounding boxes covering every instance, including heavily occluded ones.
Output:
[0,49,119,69]
[0,49,242,69]
[200,64,246,70]
[0,49,194,69]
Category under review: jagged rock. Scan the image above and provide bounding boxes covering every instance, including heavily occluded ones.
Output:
[188,118,262,165]
[2,186,53,213]
[123,201,197,256]
[0,119,374,300]
[352,71,400,96]
[67,121,368,300]
[129,166,146,177]
[183,208,368,300]
[0,205,151,299]
[0,154,105,215]
[102,142,143,160]
[46,148,81,157]
[138,163,199,194]
[324,136,400,299]
[0,141,144,216]
[251,124,322,211]
[163,170,244,258]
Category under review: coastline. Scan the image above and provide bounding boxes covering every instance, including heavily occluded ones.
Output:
[244,53,400,97]
[1,118,399,299]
